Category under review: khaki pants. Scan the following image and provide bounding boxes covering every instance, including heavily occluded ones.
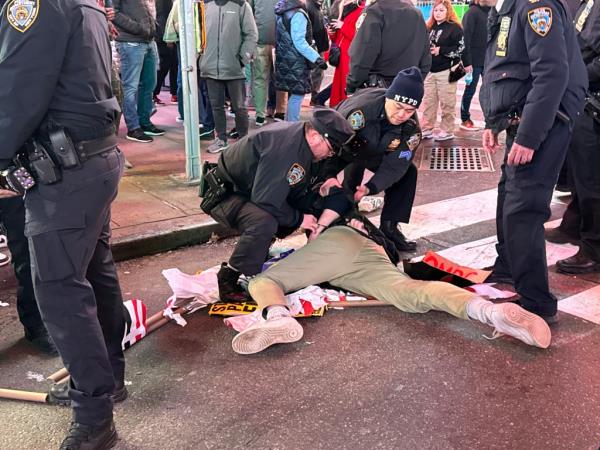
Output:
[251,227,472,319]
[251,45,287,118]
[421,69,458,133]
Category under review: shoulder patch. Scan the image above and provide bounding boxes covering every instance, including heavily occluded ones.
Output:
[356,12,366,29]
[286,163,305,186]
[399,150,412,161]
[7,0,39,33]
[527,7,552,37]
[348,110,365,130]
[407,133,421,151]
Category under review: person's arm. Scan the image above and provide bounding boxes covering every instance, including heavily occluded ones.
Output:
[308,208,341,241]
[461,11,473,66]
[290,12,320,62]
[418,20,432,77]
[588,55,600,83]
[239,2,258,65]
[0,0,69,168]
[440,24,464,59]
[347,7,382,92]
[112,0,149,37]
[163,0,180,42]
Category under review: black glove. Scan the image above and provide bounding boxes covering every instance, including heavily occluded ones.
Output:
[315,57,328,70]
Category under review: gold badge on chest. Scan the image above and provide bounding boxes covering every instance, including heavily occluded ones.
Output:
[496,16,511,57]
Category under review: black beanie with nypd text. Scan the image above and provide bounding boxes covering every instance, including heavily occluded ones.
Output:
[385,66,424,108]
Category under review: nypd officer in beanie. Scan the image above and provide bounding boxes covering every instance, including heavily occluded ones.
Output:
[321,67,424,252]
[479,0,587,323]
[346,0,431,93]
[205,109,355,301]
[0,0,127,447]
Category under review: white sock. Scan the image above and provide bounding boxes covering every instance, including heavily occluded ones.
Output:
[466,297,494,326]
[266,305,291,320]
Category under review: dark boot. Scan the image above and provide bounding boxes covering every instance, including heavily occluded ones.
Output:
[556,249,600,274]
[544,227,580,245]
[379,221,417,252]
[59,419,117,450]
[24,327,58,356]
[48,382,128,407]
[217,263,248,303]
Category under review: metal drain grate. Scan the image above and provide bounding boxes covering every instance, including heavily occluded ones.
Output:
[420,147,495,172]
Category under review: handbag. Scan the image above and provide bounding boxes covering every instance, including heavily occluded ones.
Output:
[448,61,466,83]
[328,43,341,67]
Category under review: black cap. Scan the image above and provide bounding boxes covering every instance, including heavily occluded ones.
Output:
[309,108,354,150]
[385,66,424,108]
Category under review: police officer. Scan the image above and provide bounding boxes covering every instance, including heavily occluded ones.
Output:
[0,0,126,447]
[0,197,57,355]
[479,0,587,323]
[321,67,424,252]
[204,109,355,301]
[346,0,431,93]
[546,0,600,274]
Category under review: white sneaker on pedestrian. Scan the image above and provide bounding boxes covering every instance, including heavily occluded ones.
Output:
[434,131,455,141]
[0,251,10,267]
[0,234,7,249]
[232,315,303,354]
[421,129,434,139]
[176,116,184,123]
[207,138,229,154]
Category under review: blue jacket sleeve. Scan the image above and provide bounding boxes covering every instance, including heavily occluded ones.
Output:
[290,12,320,63]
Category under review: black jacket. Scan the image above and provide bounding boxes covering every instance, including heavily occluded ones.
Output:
[306,0,329,53]
[480,0,588,149]
[428,21,464,73]
[575,0,600,91]
[461,3,489,67]
[155,0,173,43]
[217,122,316,228]
[347,0,431,90]
[274,0,314,94]
[330,88,422,194]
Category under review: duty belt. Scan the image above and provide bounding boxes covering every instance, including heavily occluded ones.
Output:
[74,134,118,162]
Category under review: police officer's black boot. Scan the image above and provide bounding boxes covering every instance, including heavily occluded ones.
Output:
[59,418,117,450]
[24,327,58,356]
[48,382,128,407]
[217,263,248,303]
[379,221,417,252]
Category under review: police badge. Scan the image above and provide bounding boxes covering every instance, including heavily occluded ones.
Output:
[286,163,305,186]
[528,7,553,37]
[348,110,365,130]
[7,0,39,33]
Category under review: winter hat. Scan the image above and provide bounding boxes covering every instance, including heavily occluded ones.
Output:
[310,108,355,150]
[385,66,424,108]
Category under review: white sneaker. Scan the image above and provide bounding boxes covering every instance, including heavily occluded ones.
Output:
[488,303,551,348]
[0,252,10,267]
[0,235,7,249]
[232,315,303,354]
[207,138,229,154]
[421,129,434,139]
[434,131,455,141]
[176,116,184,123]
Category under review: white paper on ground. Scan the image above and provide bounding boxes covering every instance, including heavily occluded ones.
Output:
[467,283,516,299]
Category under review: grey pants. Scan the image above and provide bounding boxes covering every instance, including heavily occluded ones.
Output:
[205,78,248,141]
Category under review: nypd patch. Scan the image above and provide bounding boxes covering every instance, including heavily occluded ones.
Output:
[286,163,305,186]
[399,150,412,161]
[7,0,39,33]
[528,7,552,37]
[348,110,365,130]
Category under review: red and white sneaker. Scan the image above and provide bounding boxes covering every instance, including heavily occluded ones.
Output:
[460,119,481,131]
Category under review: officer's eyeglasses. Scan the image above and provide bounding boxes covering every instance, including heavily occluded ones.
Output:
[321,135,335,156]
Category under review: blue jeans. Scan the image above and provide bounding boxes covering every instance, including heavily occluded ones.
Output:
[460,66,483,122]
[286,94,304,122]
[117,41,158,131]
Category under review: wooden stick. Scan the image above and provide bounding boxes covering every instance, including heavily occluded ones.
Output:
[328,300,392,308]
[0,388,48,403]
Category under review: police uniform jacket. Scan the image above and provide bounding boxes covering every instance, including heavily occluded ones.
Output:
[217,121,316,229]
[0,0,119,169]
[333,88,422,194]
[346,0,431,91]
[575,0,600,92]
[480,0,587,149]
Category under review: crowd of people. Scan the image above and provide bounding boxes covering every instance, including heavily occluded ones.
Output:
[0,0,599,447]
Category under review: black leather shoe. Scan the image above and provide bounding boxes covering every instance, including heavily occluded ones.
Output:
[514,300,559,325]
[217,263,248,303]
[48,383,128,407]
[556,250,600,274]
[24,328,58,356]
[59,419,117,450]
[379,221,417,252]
[544,227,580,245]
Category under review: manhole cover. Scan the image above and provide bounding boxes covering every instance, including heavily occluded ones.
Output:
[420,147,495,172]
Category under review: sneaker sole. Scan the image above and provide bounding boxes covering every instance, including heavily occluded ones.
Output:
[232,317,304,355]
[125,136,153,143]
[143,131,165,136]
[496,303,551,348]
[434,135,455,141]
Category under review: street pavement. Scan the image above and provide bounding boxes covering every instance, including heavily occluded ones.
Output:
[1,81,599,449]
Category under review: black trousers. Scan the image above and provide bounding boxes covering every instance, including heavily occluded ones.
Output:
[0,197,44,334]
[25,149,125,424]
[343,162,418,223]
[492,119,572,316]
[558,109,600,262]
[154,42,178,97]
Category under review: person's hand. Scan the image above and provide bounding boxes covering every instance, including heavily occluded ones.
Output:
[430,46,440,56]
[330,19,343,30]
[300,214,318,234]
[109,22,119,38]
[105,7,115,20]
[315,57,328,70]
[348,218,367,233]
[507,143,534,166]
[465,65,473,73]
[482,129,500,154]
[319,177,342,196]
[354,185,369,202]
[0,189,19,199]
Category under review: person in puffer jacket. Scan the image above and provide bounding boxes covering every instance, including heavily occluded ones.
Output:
[200,0,258,154]
[274,0,328,121]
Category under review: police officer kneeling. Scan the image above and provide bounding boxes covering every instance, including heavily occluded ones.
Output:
[1,0,127,447]
[322,67,424,252]
[201,109,355,301]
